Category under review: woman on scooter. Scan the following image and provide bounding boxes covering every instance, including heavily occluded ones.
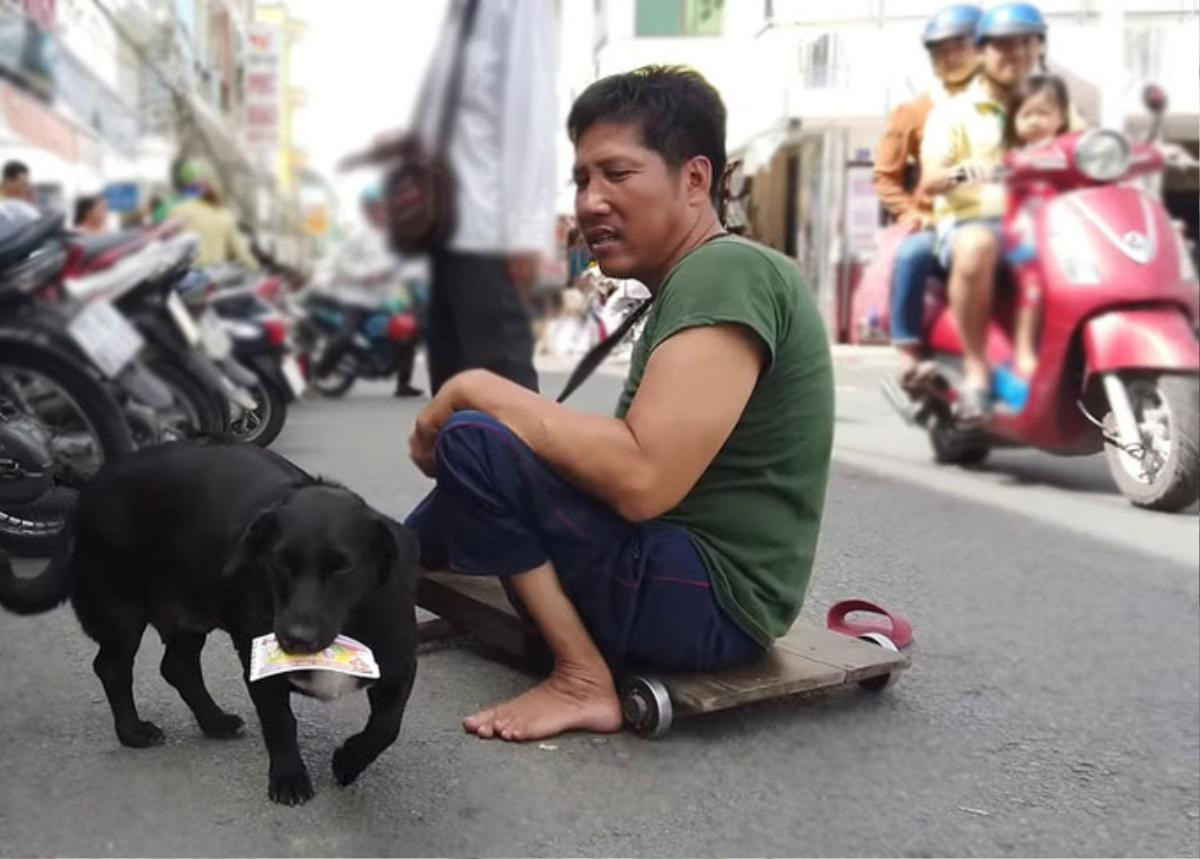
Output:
[999,73,1072,400]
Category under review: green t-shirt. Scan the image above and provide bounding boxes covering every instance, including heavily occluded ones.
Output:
[616,236,834,647]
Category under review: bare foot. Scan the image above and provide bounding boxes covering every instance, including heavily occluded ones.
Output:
[463,661,623,742]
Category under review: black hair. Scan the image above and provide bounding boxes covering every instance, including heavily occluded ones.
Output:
[73,194,101,226]
[3,160,30,182]
[567,65,727,209]
[1002,73,1071,150]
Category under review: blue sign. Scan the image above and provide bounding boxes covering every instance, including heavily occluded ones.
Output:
[104,183,140,214]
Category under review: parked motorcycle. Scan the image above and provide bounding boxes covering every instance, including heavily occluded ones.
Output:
[203,278,306,446]
[882,86,1200,512]
[0,209,138,553]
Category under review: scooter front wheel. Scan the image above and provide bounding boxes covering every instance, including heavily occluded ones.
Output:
[1103,371,1200,512]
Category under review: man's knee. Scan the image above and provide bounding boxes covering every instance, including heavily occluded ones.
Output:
[436,410,508,464]
[951,226,999,279]
[434,411,527,495]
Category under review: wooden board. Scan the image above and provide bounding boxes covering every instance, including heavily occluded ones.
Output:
[416,570,909,717]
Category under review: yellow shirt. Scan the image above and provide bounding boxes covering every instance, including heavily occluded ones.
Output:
[921,76,1008,235]
[169,197,258,269]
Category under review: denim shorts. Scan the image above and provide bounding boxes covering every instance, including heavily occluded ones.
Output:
[937,217,1003,269]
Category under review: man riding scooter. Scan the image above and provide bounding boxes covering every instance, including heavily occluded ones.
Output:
[316,184,423,397]
[919,2,1049,420]
[876,4,982,390]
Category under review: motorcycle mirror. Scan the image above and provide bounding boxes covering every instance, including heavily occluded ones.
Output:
[1142,84,1168,115]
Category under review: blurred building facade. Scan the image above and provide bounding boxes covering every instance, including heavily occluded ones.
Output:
[0,0,324,264]
[559,0,1200,339]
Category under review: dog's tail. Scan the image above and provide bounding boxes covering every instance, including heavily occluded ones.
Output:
[0,515,75,615]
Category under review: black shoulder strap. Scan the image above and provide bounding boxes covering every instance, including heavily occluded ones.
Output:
[556,232,730,403]
[411,0,480,148]
[435,0,481,150]
[555,298,654,403]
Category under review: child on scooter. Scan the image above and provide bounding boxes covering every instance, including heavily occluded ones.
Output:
[1001,74,1072,386]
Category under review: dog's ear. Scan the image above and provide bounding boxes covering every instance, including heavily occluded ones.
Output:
[372,515,420,590]
[225,508,279,577]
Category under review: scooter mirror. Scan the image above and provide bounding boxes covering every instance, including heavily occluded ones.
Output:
[1142,84,1168,115]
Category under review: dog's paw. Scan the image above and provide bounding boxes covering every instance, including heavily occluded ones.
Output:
[268,766,314,806]
[117,719,165,748]
[200,712,245,740]
[331,742,368,787]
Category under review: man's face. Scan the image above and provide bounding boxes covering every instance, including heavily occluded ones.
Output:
[929,36,979,86]
[982,34,1040,88]
[4,172,32,201]
[572,120,704,283]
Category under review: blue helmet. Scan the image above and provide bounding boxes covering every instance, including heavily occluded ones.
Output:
[922,5,984,47]
[975,3,1046,44]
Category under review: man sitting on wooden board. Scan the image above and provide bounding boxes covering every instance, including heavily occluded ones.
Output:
[406,66,834,741]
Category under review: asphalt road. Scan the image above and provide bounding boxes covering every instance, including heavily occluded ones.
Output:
[1,355,1197,857]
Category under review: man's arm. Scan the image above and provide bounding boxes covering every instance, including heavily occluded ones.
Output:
[874,102,924,225]
[412,325,766,522]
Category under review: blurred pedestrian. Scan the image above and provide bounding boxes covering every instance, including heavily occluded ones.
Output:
[1,161,34,203]
[73,194,109,234]
[412,0,557,394]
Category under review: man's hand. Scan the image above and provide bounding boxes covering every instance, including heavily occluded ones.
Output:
[899,210,931,233]
[952,160,993,186]
[507,253,540,302]
[409,373,480,477]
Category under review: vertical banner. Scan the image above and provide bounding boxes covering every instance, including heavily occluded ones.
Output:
[244,22,281,157]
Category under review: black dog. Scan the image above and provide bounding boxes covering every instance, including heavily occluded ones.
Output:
[0,441,418,805]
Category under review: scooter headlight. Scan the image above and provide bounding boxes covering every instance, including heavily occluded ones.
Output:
[1075,130,1131,182]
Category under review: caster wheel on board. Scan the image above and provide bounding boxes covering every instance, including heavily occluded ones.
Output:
[857,632,898,692]
[622,675,673,738]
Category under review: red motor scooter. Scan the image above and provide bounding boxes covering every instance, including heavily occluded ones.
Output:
[883,86,1200,512]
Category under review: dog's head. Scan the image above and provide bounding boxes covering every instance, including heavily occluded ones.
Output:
[230,484,418,655]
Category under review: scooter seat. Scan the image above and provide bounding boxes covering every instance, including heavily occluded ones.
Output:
[0,212,64,272]
[71,229,148,267]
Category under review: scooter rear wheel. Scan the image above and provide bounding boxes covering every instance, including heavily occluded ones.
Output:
[928,413,990,466]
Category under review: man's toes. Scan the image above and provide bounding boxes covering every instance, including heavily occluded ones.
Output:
[463,708,493,731]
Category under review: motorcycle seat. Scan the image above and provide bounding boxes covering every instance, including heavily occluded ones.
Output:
[71,229,148,267]
[0,212,64,272]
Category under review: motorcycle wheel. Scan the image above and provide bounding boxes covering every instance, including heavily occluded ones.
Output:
[308,338,357,398]
[147,359,226,438]
[1103,372,1200,512]
[928,412,991,466]
[230,376,287,447]
[0,335,133,555]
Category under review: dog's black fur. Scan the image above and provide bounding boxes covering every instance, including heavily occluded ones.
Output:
[0,441,419,805]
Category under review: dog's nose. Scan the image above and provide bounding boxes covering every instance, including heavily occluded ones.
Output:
[277,623,321,654]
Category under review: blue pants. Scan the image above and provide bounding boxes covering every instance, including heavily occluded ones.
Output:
[890,229,937,345]
[405,412,763,673]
